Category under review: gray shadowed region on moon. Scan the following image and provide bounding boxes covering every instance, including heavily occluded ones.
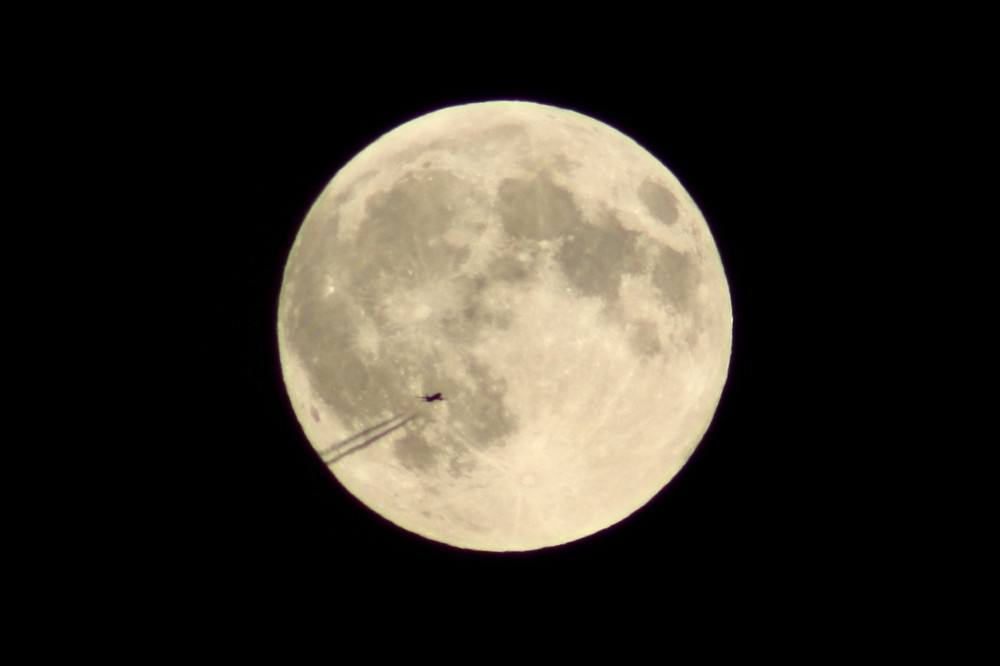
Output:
[277,101,732,551]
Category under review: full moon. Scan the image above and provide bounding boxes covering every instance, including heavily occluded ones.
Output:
[277,101,732,551]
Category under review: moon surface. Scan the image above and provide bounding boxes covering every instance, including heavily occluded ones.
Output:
[277,101,731,551]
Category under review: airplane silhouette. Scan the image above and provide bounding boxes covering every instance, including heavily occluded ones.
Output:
[417,393,444,402]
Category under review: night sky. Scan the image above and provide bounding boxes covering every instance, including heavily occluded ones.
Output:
[161,61,878,627]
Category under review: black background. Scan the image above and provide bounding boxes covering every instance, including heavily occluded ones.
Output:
[152,54,891,631]
[30,14,976,649]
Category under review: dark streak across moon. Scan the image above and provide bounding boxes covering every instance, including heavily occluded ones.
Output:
[321,412,419,465]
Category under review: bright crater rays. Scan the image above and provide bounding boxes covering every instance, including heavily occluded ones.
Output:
[278,101,732,551]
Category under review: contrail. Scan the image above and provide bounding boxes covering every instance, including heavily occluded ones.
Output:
[317,412,410,456]
[322,413,419,465]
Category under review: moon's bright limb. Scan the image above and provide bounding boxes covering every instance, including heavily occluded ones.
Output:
[277,101,732,551]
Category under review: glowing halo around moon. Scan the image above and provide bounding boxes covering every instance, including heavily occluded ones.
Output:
[277,101,732,552]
